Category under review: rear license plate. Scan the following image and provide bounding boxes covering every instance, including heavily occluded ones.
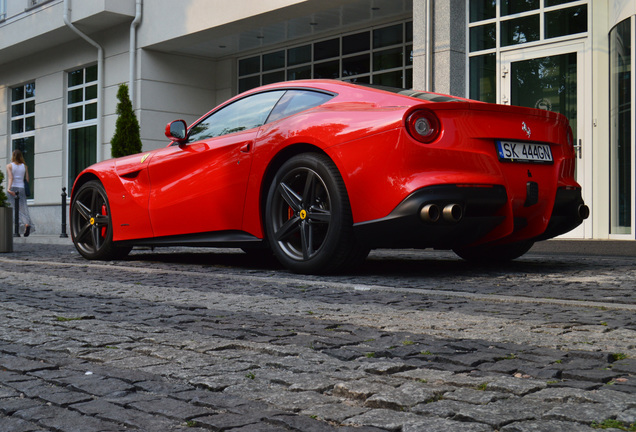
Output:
[496,141,553,164]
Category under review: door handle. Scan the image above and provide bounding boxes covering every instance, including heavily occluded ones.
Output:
[240,142,252,153]
[574,139,582,159]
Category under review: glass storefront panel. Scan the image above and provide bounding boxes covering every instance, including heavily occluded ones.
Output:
[501,0,539,16]
[501,15,540,46]
[239,21,412,91]
[610,19,632,234]
[469,53,496,103]
[263,51,285,71]
[470,0,496,23]
[12,137,34,199]
[68,125,97,192]
[545,5,587,39]
[470,23,496,52]
[343,32,369,55]
[314,38,339,61]
[510,53,578,142]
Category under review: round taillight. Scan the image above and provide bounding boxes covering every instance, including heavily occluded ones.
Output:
[406,110,441,143]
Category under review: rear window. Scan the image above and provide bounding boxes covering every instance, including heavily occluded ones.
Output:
[398,90,463,103]
[357,83,463,103]
[267,90,334,123]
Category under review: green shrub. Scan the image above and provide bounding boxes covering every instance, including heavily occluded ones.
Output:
[111,83,142,158]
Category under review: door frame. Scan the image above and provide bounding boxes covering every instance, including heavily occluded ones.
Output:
[500,41,592,239]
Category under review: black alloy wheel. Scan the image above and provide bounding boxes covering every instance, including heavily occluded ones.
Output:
[71,180,131,260]
[265,153,368,274]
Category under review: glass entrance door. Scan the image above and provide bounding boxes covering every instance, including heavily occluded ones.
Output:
[502,43,590,238]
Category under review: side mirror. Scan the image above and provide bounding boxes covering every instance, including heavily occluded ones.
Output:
[165,120,187,144]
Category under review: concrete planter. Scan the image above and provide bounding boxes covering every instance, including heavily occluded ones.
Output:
[0,206,13,252]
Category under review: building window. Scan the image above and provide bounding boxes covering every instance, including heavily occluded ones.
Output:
[238,21,413,92]
[10,82,35,199]
[0,0,6,21]
[610,19,632,235]
[468,0,587,103]
[67,65,98,190]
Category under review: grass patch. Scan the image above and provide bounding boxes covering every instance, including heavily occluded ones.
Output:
[55,315,94,322]
[476,382,489,391]
[591,419,636,431]
[611,353,629,362]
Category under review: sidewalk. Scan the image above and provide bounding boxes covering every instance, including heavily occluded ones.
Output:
[10,235,636,257]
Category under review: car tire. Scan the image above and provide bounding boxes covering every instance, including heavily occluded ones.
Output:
[453,240,534,263]
[71,180,131,260]
[265,153,368,274]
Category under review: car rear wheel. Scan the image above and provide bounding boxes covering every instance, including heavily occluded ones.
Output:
[71,180,131,260]
[453,240,534,263]
[265,153,368,274]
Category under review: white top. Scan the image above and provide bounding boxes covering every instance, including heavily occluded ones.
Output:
[11,162,26,188]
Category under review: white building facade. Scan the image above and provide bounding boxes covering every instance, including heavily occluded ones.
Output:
[0,0,632,241]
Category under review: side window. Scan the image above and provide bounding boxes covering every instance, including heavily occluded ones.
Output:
[188,90,285,143]
[267,90,334,123]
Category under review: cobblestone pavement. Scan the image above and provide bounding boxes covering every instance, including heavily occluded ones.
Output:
[1,242,635,431]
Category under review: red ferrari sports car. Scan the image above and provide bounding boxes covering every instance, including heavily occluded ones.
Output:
[71,79,588,273]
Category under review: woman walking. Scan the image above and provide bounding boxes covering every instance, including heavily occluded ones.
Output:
[7,149,35,236]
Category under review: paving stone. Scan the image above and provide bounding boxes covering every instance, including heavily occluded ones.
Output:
[0,398,43,416]
[227,423,294,432]
[71,398,178,430]
[411,399,474,418]
[14,404,123,432]
[0,357,55,374]
[332,379,396,401]
[403,418,493,432]
[0,416,45,432]
[342,408,424,431]
[444,387,512,405]
[561,369,623,383]
[60,375,136,397]
[547,380,603,391]
[36,387,93,406]
[300,403,369,423]
[500,420,597,432]
[130,395,215,420]
[542,402,620,424]
[0,385,20,399]
[612,359,636,374]
[365,381,441,409]
[194,412,266,430]
[358,360,415,375]
[524,387,597,403]
[454,400,551,428]
[485,376,547,395]
[586,388,636,409]
[259,390,341,412]
[617,408,636,423]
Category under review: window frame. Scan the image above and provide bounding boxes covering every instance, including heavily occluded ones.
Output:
[67,65,98,191]
[238,20,413,92]
[467,0,589,103]
[10,82,36,200]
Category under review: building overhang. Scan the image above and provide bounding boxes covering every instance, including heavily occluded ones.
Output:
[0,0,135,66]
[142,0,413,59]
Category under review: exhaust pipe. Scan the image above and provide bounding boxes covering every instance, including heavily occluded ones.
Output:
[420,204,441,223]
[578,204,590,220]
[442,204,463,223]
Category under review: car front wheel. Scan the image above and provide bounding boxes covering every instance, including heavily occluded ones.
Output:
[265,153,368,274]
[71,180,131,260]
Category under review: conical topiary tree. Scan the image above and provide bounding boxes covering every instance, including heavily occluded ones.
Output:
[111,83,142,158]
